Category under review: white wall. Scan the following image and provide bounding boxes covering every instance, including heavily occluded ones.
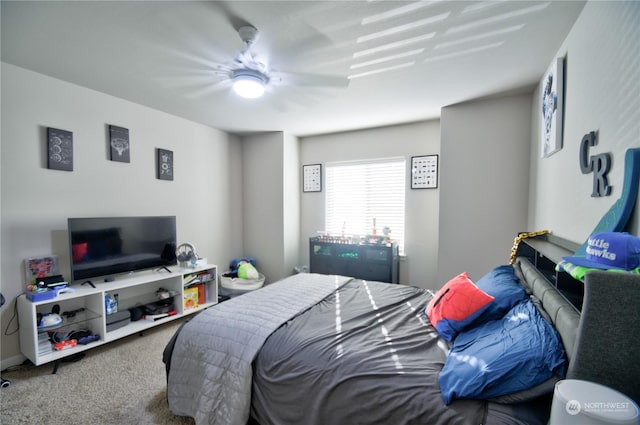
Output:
[529,1,640,240]
[299,121,441,287]
[438,94,532,283]
[0,63,243,365]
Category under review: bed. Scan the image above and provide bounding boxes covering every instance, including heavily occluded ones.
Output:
[163,250,640,425]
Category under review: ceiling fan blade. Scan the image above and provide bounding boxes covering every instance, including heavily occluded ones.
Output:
[207,1,255,33]
[154,61,232,92]
[186,79,232,99]
[272,71,350,88]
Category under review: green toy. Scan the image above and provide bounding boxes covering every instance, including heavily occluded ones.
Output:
[237,261,259,280]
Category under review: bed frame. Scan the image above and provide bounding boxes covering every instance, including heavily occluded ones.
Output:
[514,237,640,405]
[164,233,639,425]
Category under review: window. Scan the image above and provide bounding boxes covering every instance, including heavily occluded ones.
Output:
[325,158,406,253]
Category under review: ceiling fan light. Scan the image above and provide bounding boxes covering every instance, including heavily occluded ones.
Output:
[232,70,266,98]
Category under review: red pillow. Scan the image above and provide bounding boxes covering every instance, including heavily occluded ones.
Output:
[426,272,494,341]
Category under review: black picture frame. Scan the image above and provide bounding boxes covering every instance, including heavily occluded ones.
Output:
[303,164,322,192]
[109,125,130,163]
[47,127,73,171]
[156,148,174,181]
[411,155,438,189]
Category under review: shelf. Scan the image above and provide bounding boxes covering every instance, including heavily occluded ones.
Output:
[517,236,583,312]
[34,339,103,364]
[37,308,101,333]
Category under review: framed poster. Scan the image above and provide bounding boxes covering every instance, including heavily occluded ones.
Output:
[109,125,130,163]
[24,256,59,285]
[156,148,174,181]
[411,155,438,189]
[47,127,73,171]
[541,57,565,158]
[303,164,322,192]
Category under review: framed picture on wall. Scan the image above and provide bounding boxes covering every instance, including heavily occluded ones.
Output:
[109,125,130,163]
[540,57,565,158]
[47,127,73,171]
[411,155,438,189]
[156,148,174,181]
[303,164,322,192]
[24,255,59,286]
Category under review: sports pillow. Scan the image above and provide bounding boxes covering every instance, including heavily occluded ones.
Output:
[438,298,566,405]
[426,272,494,342]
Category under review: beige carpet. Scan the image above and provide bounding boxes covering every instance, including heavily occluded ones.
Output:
[0,318,195,425]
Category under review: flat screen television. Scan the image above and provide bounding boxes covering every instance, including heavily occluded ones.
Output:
[68,216,177,284]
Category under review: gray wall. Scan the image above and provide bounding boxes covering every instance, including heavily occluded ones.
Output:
[0,63,244,365]
[437,94,532,283]
[240,131,300,283]
[528,1,640,239]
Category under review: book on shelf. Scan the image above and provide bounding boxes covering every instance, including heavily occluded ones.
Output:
[184,275,200,285]
[183,287,199,310]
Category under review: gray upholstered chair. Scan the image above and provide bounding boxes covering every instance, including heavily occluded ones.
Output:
[566,270,640,404]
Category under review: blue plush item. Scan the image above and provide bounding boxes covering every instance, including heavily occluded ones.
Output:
[473,265,528,323]
[438,299,567,405]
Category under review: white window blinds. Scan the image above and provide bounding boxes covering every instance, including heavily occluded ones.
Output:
[325,158,406,253]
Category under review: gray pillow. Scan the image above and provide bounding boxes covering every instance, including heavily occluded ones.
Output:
[489,374,560,404]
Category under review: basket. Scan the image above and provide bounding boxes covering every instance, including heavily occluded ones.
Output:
[219,272,265,296]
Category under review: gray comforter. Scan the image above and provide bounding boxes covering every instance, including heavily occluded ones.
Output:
[166,273,548,425]
[251,278,486,425]
[166,273,353,425]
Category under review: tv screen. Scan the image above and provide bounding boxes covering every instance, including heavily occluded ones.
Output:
[68,216,177,283]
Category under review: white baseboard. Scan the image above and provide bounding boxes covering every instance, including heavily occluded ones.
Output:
[1,353,27,371]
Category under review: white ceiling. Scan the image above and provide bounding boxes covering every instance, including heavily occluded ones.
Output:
[1,1,585,137]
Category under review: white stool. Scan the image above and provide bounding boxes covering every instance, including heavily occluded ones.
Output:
[550,379,638,425]
[219,272,265,297]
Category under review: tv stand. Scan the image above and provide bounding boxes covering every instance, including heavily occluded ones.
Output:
[17,264,218,368]
[157,266,172,273]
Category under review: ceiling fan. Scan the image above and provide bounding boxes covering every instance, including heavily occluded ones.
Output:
[209,25,350,99]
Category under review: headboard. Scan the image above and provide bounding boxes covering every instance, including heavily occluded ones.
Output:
[515,255,640,405]
[567,269,640,404]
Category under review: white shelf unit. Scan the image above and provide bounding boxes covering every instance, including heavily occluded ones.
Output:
[17,264,217,367]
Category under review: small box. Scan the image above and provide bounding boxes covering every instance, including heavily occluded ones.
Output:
[183,287,199,310]
[25,289,57,302]
[106,310,131,332]
[143,299,173,315]
[194,283,206,305]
